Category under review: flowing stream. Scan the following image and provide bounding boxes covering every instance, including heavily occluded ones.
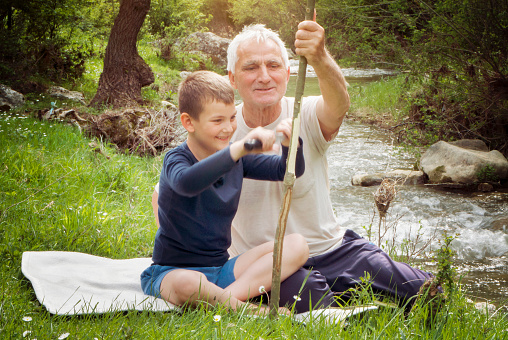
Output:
[284,67,508,306]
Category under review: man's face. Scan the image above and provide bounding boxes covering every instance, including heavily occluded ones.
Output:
[229,39,290,110]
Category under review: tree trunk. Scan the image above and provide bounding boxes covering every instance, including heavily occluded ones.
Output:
[90,0,154,108]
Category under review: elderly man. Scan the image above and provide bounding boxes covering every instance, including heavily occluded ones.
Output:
[225,22,432,311]
[153,20,433,312]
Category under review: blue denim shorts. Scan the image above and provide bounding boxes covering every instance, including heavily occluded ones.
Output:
[140,256,239,298]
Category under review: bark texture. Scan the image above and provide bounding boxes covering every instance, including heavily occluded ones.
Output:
[90,0,154,108]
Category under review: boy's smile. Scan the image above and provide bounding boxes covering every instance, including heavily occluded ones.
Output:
[185,101,238,160]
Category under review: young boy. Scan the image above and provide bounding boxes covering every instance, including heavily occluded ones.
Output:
[141,71,307,314]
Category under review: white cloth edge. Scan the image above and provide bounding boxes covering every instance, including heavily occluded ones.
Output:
[21,251,176,315]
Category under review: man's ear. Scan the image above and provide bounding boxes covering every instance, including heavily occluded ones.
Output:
[180,112,195,133]
[228,71,237,89]
[286,66,290,84]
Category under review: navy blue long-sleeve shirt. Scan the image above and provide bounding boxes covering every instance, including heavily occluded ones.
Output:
[153,140,304,268]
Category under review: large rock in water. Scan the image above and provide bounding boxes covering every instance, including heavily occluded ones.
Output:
[172,32,231,69]
[420,140,508,184]
[0,84,25,110]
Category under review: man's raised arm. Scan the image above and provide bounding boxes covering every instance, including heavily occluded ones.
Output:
[294,19,350,141]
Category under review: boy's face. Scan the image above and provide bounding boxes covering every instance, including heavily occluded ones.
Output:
[188,101,237,158]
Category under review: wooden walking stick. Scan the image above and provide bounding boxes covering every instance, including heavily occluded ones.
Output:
[269,0,316,318]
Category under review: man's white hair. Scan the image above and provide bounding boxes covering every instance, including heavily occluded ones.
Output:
[227,24,290,75]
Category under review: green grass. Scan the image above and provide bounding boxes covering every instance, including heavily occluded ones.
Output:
[348,75,408,123]
[0,112,161,259]
[1,111,507,339]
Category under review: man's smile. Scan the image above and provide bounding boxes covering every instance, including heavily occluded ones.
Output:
[254,87,276,92]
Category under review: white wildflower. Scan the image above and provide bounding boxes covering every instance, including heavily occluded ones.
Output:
[22,316,32,322]
[58,333,70,339]
[213,315,221,322]
[23,330,31,337]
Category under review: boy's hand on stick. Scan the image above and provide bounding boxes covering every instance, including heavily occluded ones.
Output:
[242,127,277,153]
[231,119,299,160]
[231,127,277,160]
[275,118,294,148]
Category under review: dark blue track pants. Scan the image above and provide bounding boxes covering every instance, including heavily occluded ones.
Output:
[277,229,432,313]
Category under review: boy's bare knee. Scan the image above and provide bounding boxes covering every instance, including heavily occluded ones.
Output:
[167,270,208,304]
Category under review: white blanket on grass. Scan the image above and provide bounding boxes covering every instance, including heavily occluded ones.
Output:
[21,251,378,322]
[21,251,176,315]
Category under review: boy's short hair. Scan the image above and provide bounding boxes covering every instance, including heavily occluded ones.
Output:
[178,71,235,120]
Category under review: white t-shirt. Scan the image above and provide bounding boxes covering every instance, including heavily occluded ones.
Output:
[229,96,345,258]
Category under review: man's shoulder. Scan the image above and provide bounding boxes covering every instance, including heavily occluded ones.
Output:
[302,95,321,105]
[282,96,321,116]
[283,95,320,104]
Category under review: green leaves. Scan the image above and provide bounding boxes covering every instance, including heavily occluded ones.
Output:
[145,0,209,42]
[435,234,457,294]
[228,0,303,45]
[477,164,500,183]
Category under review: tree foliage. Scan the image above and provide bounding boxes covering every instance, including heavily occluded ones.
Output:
[144,0,210,42]
[0,0,116,89]
[228,0,304,46]
[317,0,419,65]
[312,0,507,154]
[402,0,508,154]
